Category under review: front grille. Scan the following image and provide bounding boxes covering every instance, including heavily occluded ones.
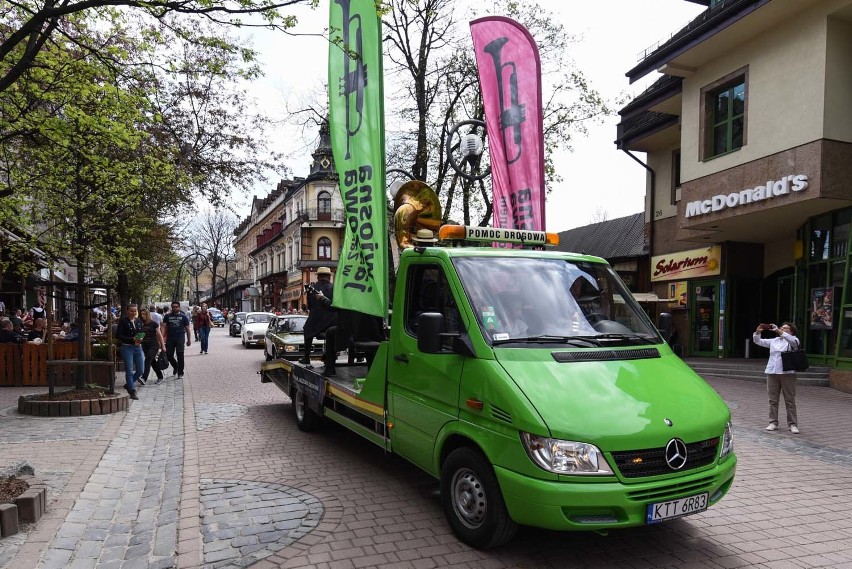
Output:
[612,438,719,478]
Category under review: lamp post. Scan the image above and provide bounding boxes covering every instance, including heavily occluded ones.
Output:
[173,252,205,304]
[188,256,205,306]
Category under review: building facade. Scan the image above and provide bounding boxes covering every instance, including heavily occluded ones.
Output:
[233,121,344,313]
[616,0,852,372]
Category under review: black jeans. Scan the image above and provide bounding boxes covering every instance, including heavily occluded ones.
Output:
[142,343,163,381]
[166,337,185,375]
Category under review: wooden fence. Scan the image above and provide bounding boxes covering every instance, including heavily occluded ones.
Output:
[0,343,114,388]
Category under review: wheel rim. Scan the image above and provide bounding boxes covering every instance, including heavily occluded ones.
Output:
[294,390,305,422]
[451,467,487,529]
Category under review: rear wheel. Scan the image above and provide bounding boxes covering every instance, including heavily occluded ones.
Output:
[440,447,517,549]
[292,388,320,431]
[266,346,275,361]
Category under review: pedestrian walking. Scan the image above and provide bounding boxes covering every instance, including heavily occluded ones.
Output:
[139,307,167,385]
[191,305,200,341]
[163,301,192,379]
[148,304,163,327]
[117,304,144,400]
[195,302,213,354]
[752,321,801,433]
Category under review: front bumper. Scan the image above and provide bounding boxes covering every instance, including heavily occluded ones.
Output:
[495,456,736,530]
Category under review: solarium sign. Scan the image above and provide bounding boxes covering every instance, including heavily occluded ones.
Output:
[684,174,808,218]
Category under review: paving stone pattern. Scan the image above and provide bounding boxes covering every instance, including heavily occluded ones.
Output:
[35,380,183,569]
[0,406,109,444]
[194,404,248,431]
[199,479,323,568]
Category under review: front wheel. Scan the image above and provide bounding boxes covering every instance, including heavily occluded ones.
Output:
[440,447,517,549]
[292,388,320,431]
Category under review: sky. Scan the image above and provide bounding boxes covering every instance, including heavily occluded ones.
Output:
[235,0,704,233]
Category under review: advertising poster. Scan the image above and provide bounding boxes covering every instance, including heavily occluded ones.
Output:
[668,281,688,307]
[810,287,834,330]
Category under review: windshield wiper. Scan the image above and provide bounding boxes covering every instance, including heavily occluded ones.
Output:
[574,333,659,345]
[492,335,601,347]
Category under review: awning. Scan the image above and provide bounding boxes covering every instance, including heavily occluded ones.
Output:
[632,292,677,303]
[243,287,260,299]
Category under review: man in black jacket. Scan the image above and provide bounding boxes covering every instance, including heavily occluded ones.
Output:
[300,267,336,368]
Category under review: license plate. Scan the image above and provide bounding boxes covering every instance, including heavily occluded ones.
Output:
[646,492,708,524]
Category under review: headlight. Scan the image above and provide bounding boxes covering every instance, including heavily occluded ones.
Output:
[720,421,734,459]
[246,331,253,339]
[285,345,298,352]
[520,432,613,475]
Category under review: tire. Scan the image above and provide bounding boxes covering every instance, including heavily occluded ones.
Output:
[292,387,321,431]
[265,346,275,361]
[440,447,517,549]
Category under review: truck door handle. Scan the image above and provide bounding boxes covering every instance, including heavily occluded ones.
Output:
[394,353,409,363]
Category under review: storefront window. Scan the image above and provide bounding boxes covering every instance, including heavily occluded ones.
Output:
[841,311,852,359]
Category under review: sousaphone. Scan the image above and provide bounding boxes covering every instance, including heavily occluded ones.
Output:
[393,180,442,249]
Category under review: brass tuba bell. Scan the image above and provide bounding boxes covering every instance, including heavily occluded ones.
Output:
[393,180,442,249]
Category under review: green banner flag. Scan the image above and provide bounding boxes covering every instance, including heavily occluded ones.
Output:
[328,0,388,318]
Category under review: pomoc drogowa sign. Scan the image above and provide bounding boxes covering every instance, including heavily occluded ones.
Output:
[685,174,807,218]
[328,0,388,318]
[651,246,722,282]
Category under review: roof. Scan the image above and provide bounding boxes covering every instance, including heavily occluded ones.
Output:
[554,213,647,260]
[627,0,767,83]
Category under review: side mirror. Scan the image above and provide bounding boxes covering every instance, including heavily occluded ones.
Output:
[417,312,444,353]
[658,312,673,342]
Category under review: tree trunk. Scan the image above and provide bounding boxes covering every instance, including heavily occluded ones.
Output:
[117,271,129,311]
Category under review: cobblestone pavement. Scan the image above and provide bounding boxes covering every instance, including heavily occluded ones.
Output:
[1,327,851,569]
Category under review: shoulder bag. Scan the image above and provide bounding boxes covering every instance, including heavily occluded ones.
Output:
[781,340,809,372]
[155,350,169,371]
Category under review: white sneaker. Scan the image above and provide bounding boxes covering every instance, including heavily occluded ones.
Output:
[765,423,778,431]
[790,425,800,434]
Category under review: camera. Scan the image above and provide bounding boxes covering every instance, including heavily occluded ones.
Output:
[304,283,318,295]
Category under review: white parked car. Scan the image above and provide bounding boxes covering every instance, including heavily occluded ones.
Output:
[241,312,275,348]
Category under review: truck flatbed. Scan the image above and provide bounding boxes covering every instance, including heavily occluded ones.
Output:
[261,358,387,442]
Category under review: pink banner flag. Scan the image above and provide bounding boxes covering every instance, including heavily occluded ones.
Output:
[470,16,545,232]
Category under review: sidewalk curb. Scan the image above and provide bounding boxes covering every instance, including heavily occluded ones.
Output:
[177,375,203,569]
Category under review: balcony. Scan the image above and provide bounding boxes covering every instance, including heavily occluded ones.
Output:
[288,207,345,228]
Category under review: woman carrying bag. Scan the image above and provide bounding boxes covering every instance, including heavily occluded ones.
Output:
[139,307,167,386]
[752,322,801,434]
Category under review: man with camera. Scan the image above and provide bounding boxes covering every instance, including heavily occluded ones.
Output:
[301,267,336,367]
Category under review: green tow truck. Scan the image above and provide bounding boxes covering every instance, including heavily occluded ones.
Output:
[260,226,736,548]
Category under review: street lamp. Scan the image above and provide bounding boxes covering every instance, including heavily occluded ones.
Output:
[188,256,205,306]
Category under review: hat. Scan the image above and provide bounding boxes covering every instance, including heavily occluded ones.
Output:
[317,267,332,275]
[413,229,438,243]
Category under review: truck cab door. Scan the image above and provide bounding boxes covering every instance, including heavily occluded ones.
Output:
[388,262,465,474]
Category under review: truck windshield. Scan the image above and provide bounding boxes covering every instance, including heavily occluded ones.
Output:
[453,256,662,346]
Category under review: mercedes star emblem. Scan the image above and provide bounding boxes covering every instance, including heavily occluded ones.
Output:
[665,438,688,470]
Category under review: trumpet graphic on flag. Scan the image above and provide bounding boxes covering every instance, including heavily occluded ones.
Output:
[334,0,368,160]
[484,37,526,165]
